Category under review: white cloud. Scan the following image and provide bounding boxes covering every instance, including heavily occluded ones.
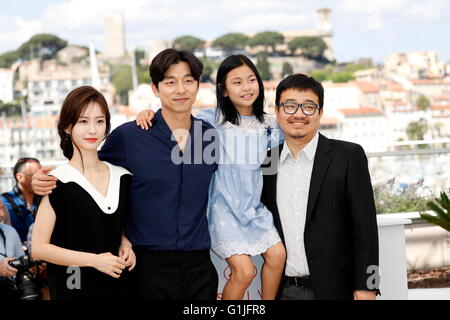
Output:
[0,0,326,54]
[3,0,447,62]
[405,0,447,23]
[338,0,448,24]
[231,13,313,32]
[365,9,382,30]
[338,0,408,14]
[222,0,292,13]
[0,14,43,53]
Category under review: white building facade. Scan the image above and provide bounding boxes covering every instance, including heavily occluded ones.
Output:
[0,68,14,103]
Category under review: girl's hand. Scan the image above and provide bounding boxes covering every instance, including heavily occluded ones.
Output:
[136,109,155,130]
[119,238,136,271]
[92,252,126,278]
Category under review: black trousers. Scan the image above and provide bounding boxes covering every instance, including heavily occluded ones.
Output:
[130,247,218,300]
[279,278,315,300]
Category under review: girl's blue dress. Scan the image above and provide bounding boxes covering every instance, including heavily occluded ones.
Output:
[197,108,283,260]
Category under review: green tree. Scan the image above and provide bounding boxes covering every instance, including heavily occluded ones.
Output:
[111,64,132,105]
[280,62,293,78]
[0,34,67,67]
[311,69,328,82]
[344,62,372,73]
[0,50,21,68]
[199,58,218,83]
[212,33,249,54]
[329,71,355,83]
[135,49,146,62]
[406,118,428,141]
[256,53,271,81]
[247,31,284,55]
[288,36,327,60]
[133,49,150,85]
[173,35,205,52]
[416,95,430,111]
[0,100,22,117]
[311,65,334,82]
[137,64,150,85]
[17,34,67,60]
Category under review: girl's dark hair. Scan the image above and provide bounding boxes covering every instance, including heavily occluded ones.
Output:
[216,54,265,125]
[57,86,111,160]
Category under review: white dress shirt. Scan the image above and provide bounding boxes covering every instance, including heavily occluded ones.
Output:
[276,132,319,277]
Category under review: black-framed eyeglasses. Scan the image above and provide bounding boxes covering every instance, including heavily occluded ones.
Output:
[279,102,320,115]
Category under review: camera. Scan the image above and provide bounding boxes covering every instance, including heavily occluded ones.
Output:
[8,250,43,300]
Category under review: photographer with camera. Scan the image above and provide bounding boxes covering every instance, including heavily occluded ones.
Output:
[1,158,42,243]
[0,223,43,300]
[0,223,25,299]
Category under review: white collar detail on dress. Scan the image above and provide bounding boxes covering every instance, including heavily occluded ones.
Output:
[49,162,132,214]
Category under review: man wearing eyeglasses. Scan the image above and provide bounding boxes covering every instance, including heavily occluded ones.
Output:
[261,74,380,300]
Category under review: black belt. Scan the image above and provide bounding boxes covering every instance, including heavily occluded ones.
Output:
[286,276,312,287]
[133,247,211,262]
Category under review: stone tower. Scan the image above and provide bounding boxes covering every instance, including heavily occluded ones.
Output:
[104,12,126,58]
[316,8,334,61]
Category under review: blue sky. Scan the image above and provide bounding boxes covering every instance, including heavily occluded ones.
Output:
[0,0,449,64]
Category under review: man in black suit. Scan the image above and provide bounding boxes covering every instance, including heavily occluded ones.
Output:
[261,74,379,300]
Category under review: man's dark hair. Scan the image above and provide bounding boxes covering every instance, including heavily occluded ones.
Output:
[13,158,40,182]
[149,48,203,88]
[275,73,324,109]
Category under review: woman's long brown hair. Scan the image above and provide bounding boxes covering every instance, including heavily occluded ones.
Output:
[57,86,111,171]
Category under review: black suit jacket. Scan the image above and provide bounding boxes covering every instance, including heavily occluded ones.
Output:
[261,133,379,300]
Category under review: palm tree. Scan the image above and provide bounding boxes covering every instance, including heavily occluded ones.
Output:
[420,191,450,232]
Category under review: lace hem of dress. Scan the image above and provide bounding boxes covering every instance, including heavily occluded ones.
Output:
[211,228,282,260]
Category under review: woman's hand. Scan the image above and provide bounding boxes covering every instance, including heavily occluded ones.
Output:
[119,236,136,271]
[92,252,126,278]
[135,109,155,130]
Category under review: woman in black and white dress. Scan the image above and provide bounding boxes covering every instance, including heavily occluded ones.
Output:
[32,86,135,300]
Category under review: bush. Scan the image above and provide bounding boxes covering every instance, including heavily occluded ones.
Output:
[373,180,432,214]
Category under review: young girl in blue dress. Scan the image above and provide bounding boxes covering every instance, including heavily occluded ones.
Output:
[137,55,286,300]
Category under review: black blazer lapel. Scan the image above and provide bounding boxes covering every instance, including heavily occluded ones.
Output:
[305,133,332,227]
[261,144,285,242]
